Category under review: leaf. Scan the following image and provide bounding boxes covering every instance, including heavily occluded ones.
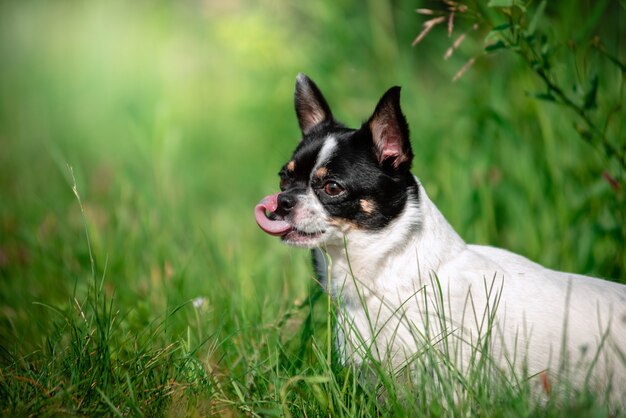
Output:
[485,40,508,52]
[488,0,526,11]
[528,0,547,34]
[488,0,514,7]
[528,92,556,102]
[583,75,599,110]
[491,23,511,31]
[486,23,514,45]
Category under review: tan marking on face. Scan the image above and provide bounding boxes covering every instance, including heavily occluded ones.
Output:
[287,160,295,172]
[327,218,358,233]
[314,166,328,179]
[360,199,375,215]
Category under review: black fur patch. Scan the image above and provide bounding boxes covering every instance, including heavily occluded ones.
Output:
[280,125,417,230]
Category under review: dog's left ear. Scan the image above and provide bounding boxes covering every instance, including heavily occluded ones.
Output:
[367,86,413,170]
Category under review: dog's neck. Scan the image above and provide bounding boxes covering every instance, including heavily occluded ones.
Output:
[322,179,466,298]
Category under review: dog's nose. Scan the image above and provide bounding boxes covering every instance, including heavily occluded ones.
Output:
[276,192,296,215]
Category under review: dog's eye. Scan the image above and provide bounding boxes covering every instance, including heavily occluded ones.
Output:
[323,181,344,197]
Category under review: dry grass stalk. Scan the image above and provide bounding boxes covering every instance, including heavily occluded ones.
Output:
[452,57,476,82]
[444,33,466,60]
[412,16,446,46]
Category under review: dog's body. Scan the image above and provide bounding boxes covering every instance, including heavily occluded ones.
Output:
[314,181,626,405]
[255,74,626,408]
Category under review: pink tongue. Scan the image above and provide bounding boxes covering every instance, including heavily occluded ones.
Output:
[254,192,292,236]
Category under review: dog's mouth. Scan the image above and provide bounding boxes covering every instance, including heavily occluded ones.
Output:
[281,228,325,245]
[254,193,326,244]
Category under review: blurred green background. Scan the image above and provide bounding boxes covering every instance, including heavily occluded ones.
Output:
[0,0,624,415]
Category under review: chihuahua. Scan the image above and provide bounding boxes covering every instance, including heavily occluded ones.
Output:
[255,74,626,408]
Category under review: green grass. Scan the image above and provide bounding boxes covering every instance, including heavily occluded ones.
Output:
[0,0,624,416]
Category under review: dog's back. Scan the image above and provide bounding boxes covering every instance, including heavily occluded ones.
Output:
[447,243,626,405]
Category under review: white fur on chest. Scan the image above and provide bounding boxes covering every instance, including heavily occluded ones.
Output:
[314,180,626,408]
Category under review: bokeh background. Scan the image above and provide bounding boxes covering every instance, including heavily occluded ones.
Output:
[0,0,624,415]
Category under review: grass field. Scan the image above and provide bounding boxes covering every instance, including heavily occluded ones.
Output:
[1,1,625,416]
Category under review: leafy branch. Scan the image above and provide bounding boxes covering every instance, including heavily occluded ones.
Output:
[414,0,626,187]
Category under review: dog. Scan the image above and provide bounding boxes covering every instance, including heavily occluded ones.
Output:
[254,73,626,409]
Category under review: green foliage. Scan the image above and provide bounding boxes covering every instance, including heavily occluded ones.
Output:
[0,0,624,416]
[482,0,624,170]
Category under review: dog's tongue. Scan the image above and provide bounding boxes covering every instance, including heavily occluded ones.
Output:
[254,192,292,236]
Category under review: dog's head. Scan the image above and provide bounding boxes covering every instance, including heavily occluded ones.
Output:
[255,74,417,248]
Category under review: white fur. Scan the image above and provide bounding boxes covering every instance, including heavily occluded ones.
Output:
[312,178,626,408]
[313,135,338,171]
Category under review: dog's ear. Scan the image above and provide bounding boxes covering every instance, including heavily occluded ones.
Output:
[294,73,333,136]
[367,86,412,170]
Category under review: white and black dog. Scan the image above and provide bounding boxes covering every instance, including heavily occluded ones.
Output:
[255,74,626,408]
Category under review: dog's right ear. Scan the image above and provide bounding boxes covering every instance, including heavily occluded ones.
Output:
[294,73,333,136]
